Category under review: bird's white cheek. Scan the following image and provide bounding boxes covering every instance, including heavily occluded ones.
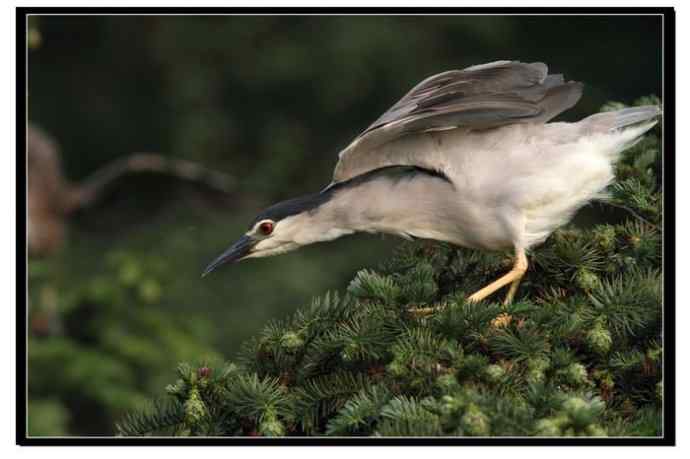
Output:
[248,238,299,258]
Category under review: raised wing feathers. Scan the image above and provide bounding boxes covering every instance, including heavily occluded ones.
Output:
[333,60,583,183]
[364,61,547,133]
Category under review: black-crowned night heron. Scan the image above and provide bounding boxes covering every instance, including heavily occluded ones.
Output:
[203,60,660,305]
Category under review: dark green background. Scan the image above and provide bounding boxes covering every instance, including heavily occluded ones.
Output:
[27,14,662,435]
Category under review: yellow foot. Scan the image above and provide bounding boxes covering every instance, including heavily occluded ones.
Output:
[467,248,528,305]
[468,292,514,305]
[467,292,485,304]
[502,282,520,305]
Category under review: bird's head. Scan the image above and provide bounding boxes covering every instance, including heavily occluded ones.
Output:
[202,189,353,276]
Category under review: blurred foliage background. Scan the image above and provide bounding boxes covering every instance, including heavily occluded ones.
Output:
[26,14,661,436]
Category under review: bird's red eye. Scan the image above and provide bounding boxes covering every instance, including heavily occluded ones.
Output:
[259,221,274,235]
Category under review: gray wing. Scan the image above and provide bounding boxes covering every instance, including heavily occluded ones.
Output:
[333,60,583,183]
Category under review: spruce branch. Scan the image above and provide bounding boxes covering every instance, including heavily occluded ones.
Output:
[116,399,186,436]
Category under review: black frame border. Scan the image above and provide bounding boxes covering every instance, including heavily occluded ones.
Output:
[16,6,676,446]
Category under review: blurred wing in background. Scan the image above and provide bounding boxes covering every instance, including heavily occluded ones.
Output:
[333,60,583,183]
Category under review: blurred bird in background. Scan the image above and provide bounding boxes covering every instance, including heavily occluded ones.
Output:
[204,60,661,305]
[27,125,237,256]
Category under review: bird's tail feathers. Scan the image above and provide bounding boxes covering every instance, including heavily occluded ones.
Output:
[581,105,661,153]
[608,106,662,132]
[584,105,661,134]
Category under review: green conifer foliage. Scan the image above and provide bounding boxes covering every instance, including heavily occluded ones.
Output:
[120,98,664,437]
[28,251,221,435]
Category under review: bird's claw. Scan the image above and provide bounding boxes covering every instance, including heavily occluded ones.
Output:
[467,293,483,303]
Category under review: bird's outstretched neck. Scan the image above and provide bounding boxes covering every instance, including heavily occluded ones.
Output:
[287,166,458,245]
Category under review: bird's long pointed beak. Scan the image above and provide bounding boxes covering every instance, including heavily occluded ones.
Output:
[202,235,254,277]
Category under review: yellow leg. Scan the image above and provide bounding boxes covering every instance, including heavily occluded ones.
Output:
[468,248,528,304]
[503,277,523,305]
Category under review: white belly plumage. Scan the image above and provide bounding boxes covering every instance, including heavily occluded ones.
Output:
[412,123,637,251]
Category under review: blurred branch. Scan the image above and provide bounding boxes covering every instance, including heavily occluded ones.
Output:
[28,123,237,256]
[69,152,237,211]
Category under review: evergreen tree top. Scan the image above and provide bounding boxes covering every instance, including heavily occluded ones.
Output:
[119,98,663,438]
